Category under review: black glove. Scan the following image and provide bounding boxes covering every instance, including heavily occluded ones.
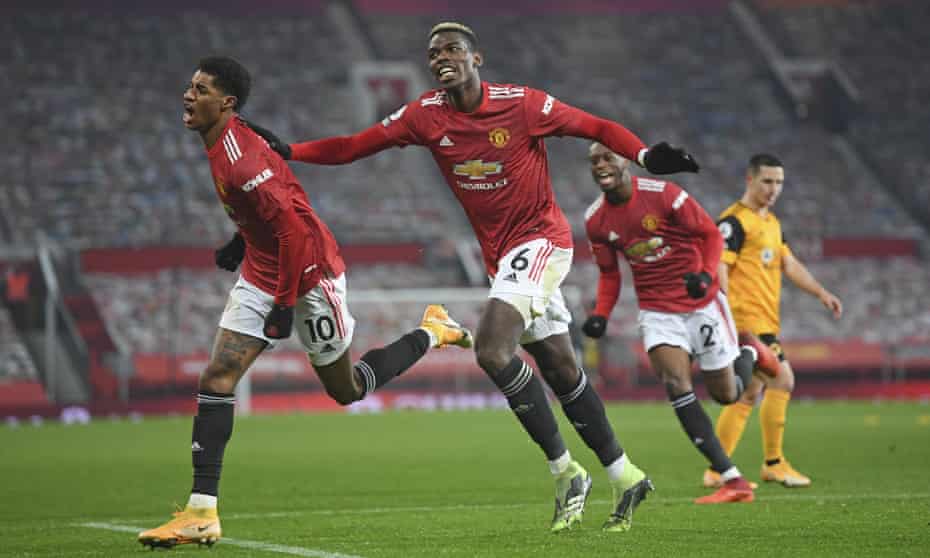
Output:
[643,141,700,174]
[263,304,294,339]
[214,233,245,272]
[684,271,713,299]
[581,315,608,339]
[242,118,292,160]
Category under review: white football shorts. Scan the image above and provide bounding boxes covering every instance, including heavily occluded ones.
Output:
[637,290,740,371]
[219,274,356,366]
[488,238,573,344]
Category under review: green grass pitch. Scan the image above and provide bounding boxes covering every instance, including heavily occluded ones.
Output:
[2,401,928,557]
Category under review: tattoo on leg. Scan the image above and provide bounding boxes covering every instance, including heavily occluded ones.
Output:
[213,330,267,372]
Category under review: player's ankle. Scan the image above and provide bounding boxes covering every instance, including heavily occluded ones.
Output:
[188,493,217,509]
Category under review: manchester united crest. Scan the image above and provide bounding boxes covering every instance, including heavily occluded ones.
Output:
[488,127,510,148]
[641,214,660,232]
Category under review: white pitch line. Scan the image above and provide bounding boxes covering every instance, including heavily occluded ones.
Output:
[105,492,930,525]
[79,522,364,558]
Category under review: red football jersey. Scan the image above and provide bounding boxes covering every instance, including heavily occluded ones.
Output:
[379,83,576,273]
[380,82,649,274]
[290,81,648,275]
[207,117,344,305]
[585,176,722,313]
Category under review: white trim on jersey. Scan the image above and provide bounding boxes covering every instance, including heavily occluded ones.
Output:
[637,177,666,192]
[584,195,605,222]
[421,92,447,107]
[319,276,347,338]
[222,130,242,165]
[488,86,525,99]
[672,190,689,210]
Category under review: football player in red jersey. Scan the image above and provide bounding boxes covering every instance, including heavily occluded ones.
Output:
[581,142,782,504]
[138,57,472,550]
[248,22,699,531]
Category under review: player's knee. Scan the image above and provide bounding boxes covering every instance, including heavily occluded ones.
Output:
[772,370,795,392]
[475,342,513,376]
[662,374,692,399]
[538,365,579,395]
[324,383,362,406]
[200,362,239,393]
[740,388,761,406]
[709,384,740,405]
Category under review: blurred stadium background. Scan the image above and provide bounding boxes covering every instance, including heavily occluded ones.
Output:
[1,0,928,421]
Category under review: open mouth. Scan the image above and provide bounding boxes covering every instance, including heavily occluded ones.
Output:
[437,65,456,81]
[183,103,194,125]
[595,170,615,187]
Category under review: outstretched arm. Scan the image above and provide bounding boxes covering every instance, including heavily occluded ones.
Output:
[563,111,700,175]
[290,124,396,165]
[560,110,649,167]
[243,117,400,165]
[526,92,699,174]
[783,251,843,319]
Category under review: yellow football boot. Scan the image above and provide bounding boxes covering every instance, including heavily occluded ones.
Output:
[420,305,473,349]
[761,460,811,487]
[138,506,221,549]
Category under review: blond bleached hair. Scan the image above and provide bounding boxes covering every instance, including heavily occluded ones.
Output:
[429,22,478,48]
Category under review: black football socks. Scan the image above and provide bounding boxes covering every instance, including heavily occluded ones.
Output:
[731,347,757,398]
[355,329,431,398]
[191,391,236,497]
[492,356,567,460]
[558,369,623,466]
[670,391,734,474]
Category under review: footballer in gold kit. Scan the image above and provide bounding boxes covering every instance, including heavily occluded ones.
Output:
[703,154,842,489]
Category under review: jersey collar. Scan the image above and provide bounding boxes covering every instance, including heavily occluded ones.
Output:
[205,115,237,158]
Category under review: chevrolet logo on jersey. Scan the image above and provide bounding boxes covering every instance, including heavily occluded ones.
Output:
[454,160,503,180]
[625,237,664,259]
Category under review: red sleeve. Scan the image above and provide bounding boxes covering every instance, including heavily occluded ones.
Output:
[290,123,396,165]
[670,187,722,276]
[589,239,622,317]
[524,89,647,164]
[230,155,305,306]
[265,205,307,306]
[290,100,428,164]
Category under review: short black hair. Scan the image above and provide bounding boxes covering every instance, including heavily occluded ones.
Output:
[196,56,251,111]
[429,22,478,50]
[748,153,783,174]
